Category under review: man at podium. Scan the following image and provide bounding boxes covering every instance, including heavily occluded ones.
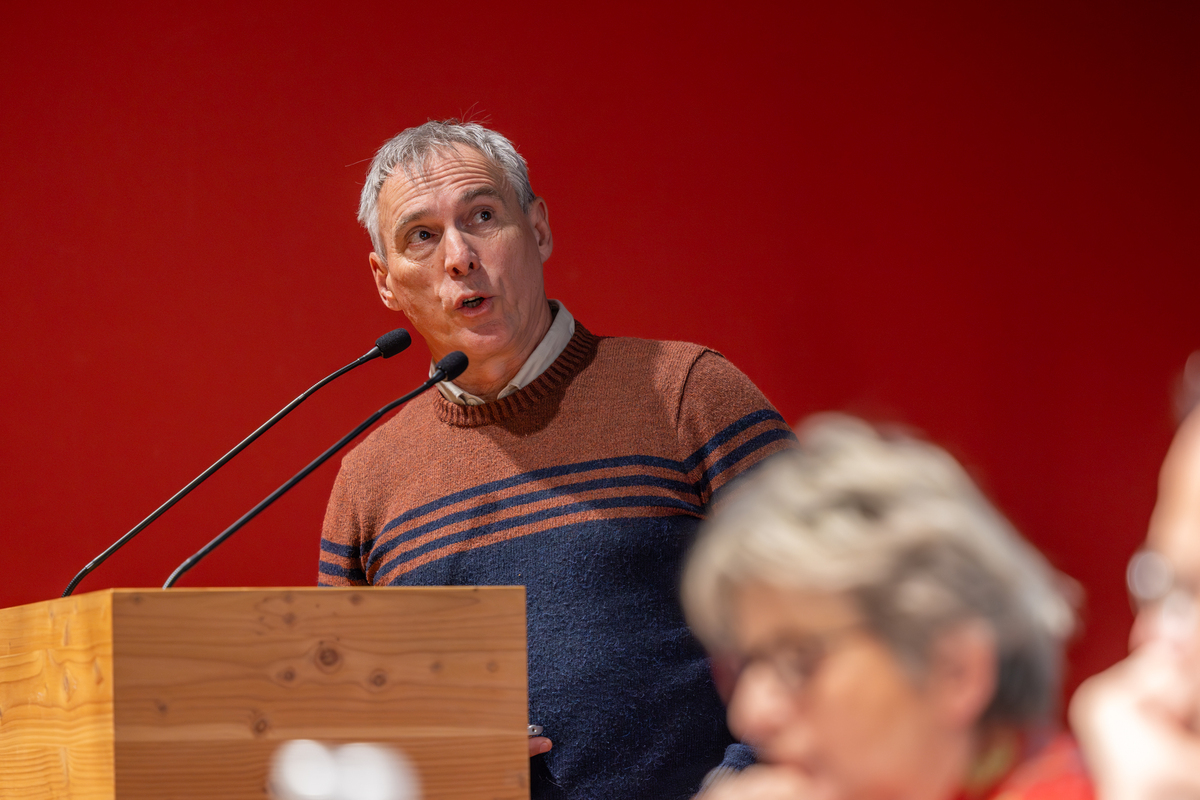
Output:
[319,120,794,799]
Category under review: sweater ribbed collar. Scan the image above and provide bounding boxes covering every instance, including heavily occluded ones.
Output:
[434,322,599,428]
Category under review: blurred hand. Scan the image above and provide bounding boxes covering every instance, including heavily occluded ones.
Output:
[528,736,552,757]
[1070,642,1200,800]
[699,765,831,800]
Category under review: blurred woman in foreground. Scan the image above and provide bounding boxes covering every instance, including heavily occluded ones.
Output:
[683,415,1092,800]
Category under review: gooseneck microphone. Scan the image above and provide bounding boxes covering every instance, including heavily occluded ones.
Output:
[162,351,469,589]
[62,329,413,597]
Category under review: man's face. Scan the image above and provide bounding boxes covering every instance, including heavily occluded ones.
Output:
[369,145,553,369]
[1132,411,1200,655]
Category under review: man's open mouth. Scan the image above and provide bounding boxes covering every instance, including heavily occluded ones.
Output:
[462,297,484,308]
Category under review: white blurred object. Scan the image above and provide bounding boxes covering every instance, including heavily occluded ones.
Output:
[270,740,420,800]
[334,742,420,800]
[271,740,339,800]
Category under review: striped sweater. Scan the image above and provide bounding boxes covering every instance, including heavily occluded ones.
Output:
[320,322,795,799]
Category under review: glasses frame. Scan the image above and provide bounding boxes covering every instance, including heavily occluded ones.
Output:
[1127,549,1199,640]
[733,624,864,693]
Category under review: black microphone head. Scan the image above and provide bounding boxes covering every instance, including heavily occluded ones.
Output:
[375,328,412,358]
[435,351,469,382]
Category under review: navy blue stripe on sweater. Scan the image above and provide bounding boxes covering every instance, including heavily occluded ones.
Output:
[318,559,365,584]
[320,539,357,558]
[367,473,696,571]
[378,454,685,536]
[680,408,787,473]
[373,493,703,581]
[377,409,789,538]
[693,427,797,497]
[356,409,790,580]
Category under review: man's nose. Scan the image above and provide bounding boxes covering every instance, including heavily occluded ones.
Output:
[725,663,794,747]
[442,227,478,277]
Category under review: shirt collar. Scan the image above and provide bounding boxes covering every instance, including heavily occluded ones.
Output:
[433,299,576,406]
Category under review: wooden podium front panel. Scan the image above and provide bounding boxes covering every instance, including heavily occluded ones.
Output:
[0,591,115,799]
[110,587,529,800]
[1,587,528,800]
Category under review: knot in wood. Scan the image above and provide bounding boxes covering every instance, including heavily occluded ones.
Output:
[252,714,271,737]
[316,645,341,671]
[277,668,296,683]
[349,593,363,605]
[369,669,388,688]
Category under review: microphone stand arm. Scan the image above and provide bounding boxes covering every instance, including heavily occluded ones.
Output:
[163,373,445,589]
[62,348,388,598]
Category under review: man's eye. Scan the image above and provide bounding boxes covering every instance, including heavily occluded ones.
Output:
[478,209,492,222]
[409,229,433,244]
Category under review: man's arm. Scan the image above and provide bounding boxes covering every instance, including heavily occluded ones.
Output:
[675,349,796,510]
[318,465,370,586]
[676,349,796,785]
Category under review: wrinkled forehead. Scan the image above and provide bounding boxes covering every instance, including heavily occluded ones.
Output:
[384,144,511,204]
[1148,412,1200,579]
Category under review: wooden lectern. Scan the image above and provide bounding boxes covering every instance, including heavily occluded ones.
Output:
[0,587,529,799]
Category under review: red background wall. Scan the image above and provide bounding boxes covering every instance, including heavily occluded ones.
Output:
[2,1,1196,699]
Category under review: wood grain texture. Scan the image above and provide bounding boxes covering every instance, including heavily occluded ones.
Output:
[0,590,115,799]
[1,587,529,800]
[112,587,529,800]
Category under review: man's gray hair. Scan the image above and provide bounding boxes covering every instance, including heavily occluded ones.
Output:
[683,414,1078,727]
[357,120,536,263]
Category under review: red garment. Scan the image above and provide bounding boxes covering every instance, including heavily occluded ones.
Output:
[956,732,1094,800]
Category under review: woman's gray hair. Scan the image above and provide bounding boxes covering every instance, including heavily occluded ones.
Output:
[683,414,1078,727]
[357,120,536,263]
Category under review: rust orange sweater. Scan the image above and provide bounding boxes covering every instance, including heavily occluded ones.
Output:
[320,322,794,799]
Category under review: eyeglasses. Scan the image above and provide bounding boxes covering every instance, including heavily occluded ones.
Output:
[1127,549,1199,640]
[734,625,863,692]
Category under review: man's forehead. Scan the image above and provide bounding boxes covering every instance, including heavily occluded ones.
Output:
[380,145,509,212]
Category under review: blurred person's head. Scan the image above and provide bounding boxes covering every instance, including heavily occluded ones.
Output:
[683,414,1076,800]
[1128,352,1200,654]
[1067,354,1200,800]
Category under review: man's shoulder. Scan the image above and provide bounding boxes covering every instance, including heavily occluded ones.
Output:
[582,329,792,503]
[593,331,712,358]
[586,331,760,395]
[587,331,723,378]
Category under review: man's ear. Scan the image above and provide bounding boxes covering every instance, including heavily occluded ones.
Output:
[370,252,402,311]
[528,197,553,262]
[927,619,998,730]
